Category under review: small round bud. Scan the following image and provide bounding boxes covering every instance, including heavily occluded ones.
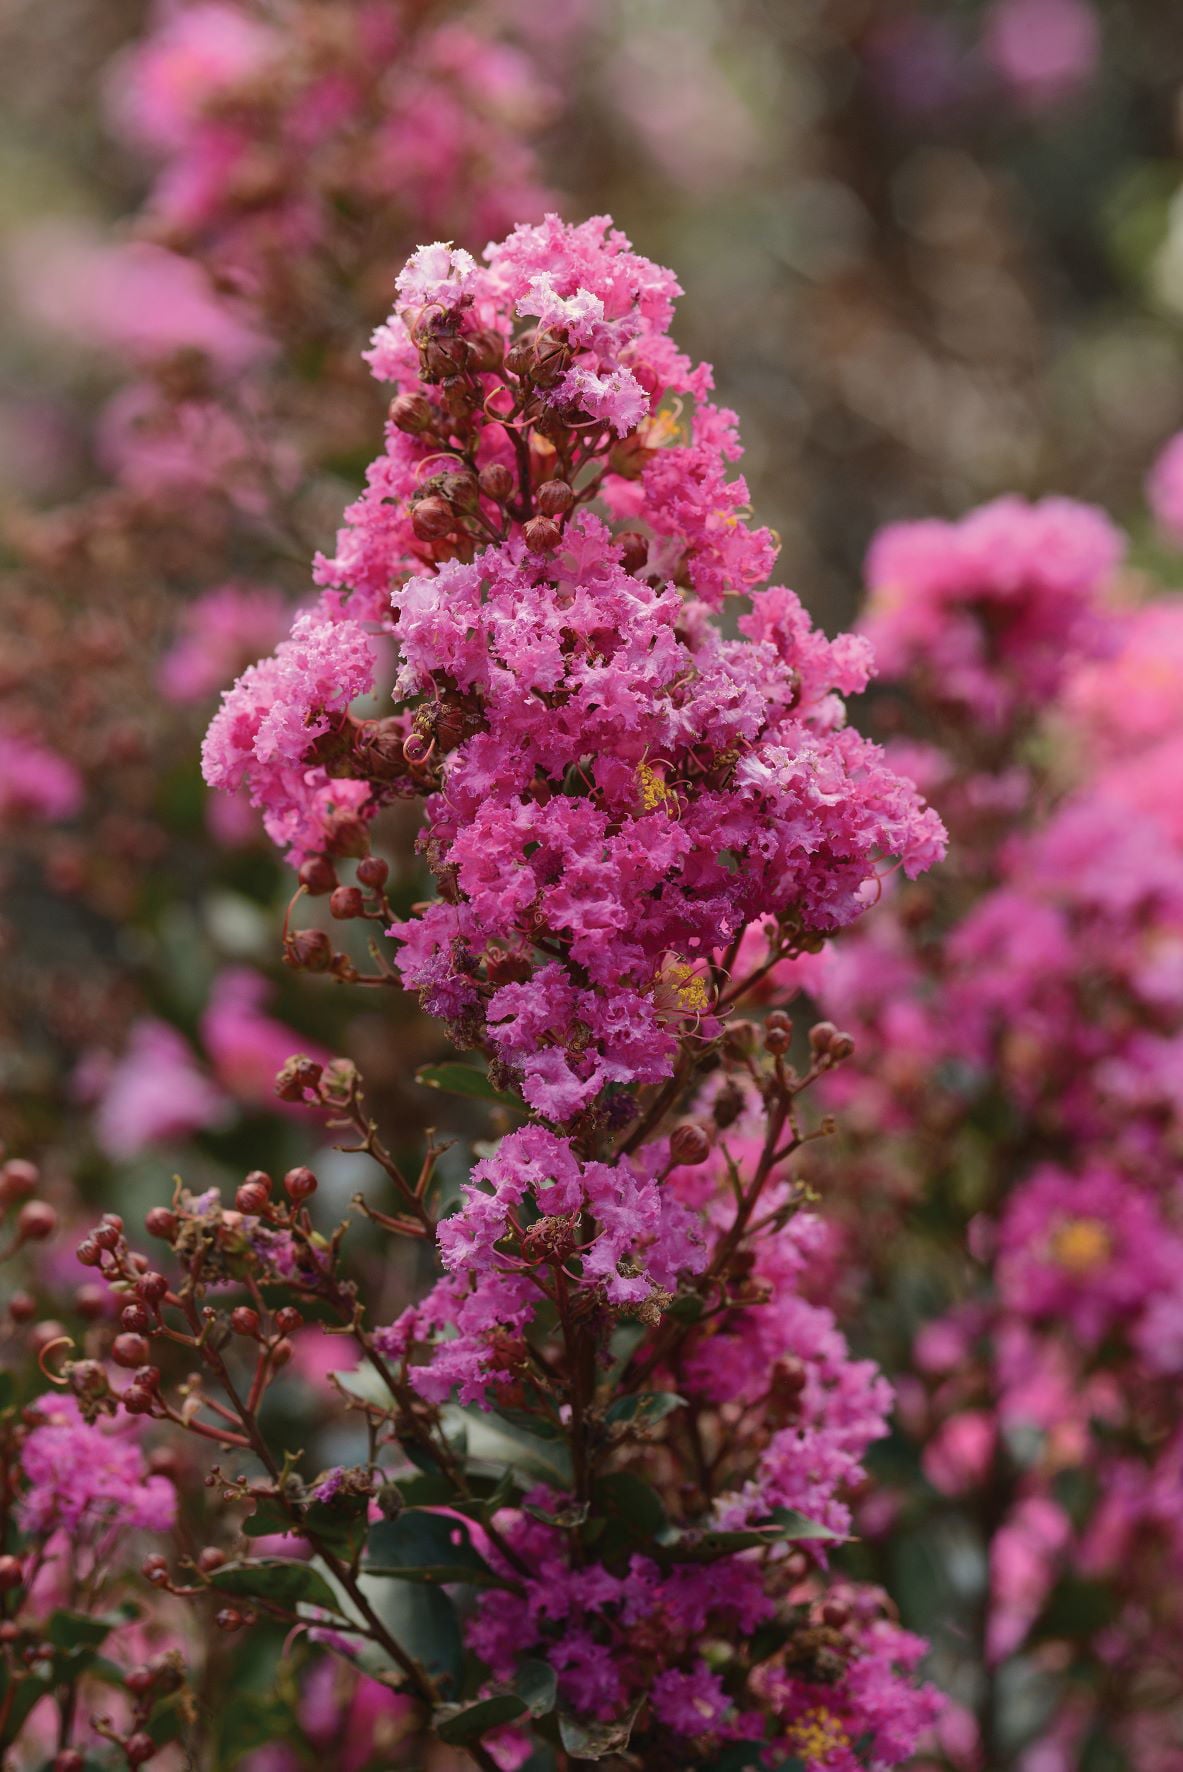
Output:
[286,929,333,973]
[75,1284,106,1320]
[809,1020,838,1058]
[828,1032,855,1063]
[76,1237,103,1268]
[271,1338,294,1368]
[230,1306,260,1337]
[145,1207,178,1241]
[126,1731,157,1767]
[122,1387,154,1417]
[669,1122,712,1167]
[215,1608,243,1631]
[235,1181,270,1215]
[112,1333,150,1369]
[766,1010,793,1035]
[388,392,434,434]
[136,1272,169,1305]
[411,495,455,542]
[0,1555,23,1591]
[524,515,561,553]
[465,328,504,373]
[142,1554,169,1583]
[298,857,337,896]
[505,336,534,378]
[54,1752,85,1772]
[197,1547,227,1573]
[329,885,364,920]
[17,1201,57,1243]
[29,1319,67,1355]
[283,1167,318,1202]
[134,1365,161,1392]
[764,1025,791,1056]
[356,855,389,889]
[711,1081,746,1130]
[530,329,570,387]
[124,1666,156,1697]
[478,462,514,502]
[121,1305,152,1334]
[101,1213,124,1234]
[274,1306,302,1335]
[8,1290,36,1324]
[92,1222,121,1251]
[0,1158,39,1202]
[536,479,574,517]
[617,531,649,575]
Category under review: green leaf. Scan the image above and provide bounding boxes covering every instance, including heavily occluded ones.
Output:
[396,1584,463,1693]
[365,1511,505,1587]
[416,1062,524,1110]
[303,1491,370,1561]
[603,1391,685,1429]
[46,1610,116,1652]
[557,1702,642,1760]
[210,1559,343,1614]
[242,1497,292,1541]
[513,1657,558,1717]
[661,1507,839,1564]
[593,1471,669,1554]
[436,1693,530,1744]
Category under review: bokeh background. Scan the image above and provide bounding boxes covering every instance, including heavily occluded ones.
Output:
[4,2,1183,1766]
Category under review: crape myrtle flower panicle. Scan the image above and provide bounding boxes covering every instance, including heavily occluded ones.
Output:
[204,214,945,1118]
[193,218,946,1764]
[862,494,1124,729]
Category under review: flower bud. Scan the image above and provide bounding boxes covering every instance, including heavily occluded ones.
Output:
[298,857,337,896]
[764,1025,791,1056]
[478,462,514,502]
[17,1201,57,1243]
[524,515,562,553]
[530,329,571,387]
[68,1359,109,1401]
[8,1290,36,1323]
[669,1122,712,1166]
[274,1306,303,1335]
[54,1751,85,1772]
[145,1207,178,1240]
[122,1386,154,1416]
[0,1555,23,1591]
[286,929,333,973]
[137,1271,169,1304]
[230,1307,260,1337]
[126,1732,157,1767]
[411,496,455,541]
[330,885,364,920]
[617,531,649,575]
[505,335,535,378]
[809,1020,838,1057]
[0,1158,39,1204]
[536,479,574,517]
[284,1167,318,1202]
[235,1180,269,1216]
[388,392,434,434]
[465,328,504,373]
[198,1547,227,1573]
[441,470,480,512]
[767,1010,793,1035]
[121,1304,152,1334]
[112,1333,151,1369]
[76,1237,102,1267]
[274,1057,323,1103]
[357,855,389,889]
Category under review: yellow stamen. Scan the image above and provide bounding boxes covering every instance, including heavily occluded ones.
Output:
[1049,1217,1111,1274]
[788,1706,851,1760]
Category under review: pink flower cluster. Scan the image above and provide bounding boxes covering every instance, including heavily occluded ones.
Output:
[206,215,943,1124]
[106,0,561,288]
[200,215,945,1763]
[813,491,1183,1764]
[19,1392,176,1542]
